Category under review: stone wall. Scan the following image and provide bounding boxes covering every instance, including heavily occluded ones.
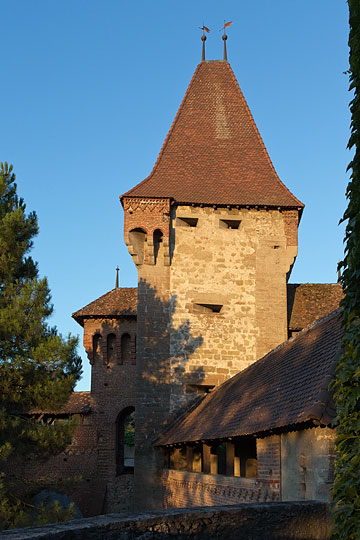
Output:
[169,205,298,411]
[1,502,331,540]
[281,427,336,502]
[123,198,299,511]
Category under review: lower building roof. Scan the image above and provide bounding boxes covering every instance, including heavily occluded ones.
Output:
[29,391,95,415]
[155,309,342,446]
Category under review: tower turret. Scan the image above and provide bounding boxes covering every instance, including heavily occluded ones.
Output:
[121,59,304,510]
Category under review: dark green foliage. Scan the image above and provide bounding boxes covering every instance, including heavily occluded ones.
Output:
[0,162,82,529]
[124,411,135,447]
[330,3,360,538]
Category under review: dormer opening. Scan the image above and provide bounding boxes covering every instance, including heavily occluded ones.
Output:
[129,228,147,265]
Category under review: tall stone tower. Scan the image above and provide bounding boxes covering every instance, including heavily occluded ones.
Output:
[121,59,303,510]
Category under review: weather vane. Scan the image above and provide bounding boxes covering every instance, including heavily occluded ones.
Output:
[198,23,210,62]
[219,20,233,61]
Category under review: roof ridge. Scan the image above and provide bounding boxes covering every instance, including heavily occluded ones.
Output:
[224,62,303,208]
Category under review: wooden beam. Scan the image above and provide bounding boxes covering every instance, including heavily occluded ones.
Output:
[203,443,211,474]
[186,445,194,472]
[226,441,235,476]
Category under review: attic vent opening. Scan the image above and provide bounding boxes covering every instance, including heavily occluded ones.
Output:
[219,219,241,230]
[176,217,198,228]
[193,303,223,314]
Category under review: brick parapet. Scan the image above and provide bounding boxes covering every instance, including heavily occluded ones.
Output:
[161,469,280,508]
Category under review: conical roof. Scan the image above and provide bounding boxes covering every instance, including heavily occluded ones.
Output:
[122,60,303,209]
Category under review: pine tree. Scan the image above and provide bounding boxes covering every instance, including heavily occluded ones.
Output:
[0,162,82,529]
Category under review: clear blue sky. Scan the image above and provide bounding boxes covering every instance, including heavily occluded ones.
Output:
[1,1,350,391]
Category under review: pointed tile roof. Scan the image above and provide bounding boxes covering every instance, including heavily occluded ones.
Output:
[72,287,137,327]
[122,60,303,209]
[155,309,341,445]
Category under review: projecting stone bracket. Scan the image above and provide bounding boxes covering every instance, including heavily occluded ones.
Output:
[125,231,171,267]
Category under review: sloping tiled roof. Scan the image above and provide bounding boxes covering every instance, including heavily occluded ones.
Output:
[29,392,95,415]
[72,287,137,326]
[121,61,304,209]
[155,309,342,445]
[287,283,343,332]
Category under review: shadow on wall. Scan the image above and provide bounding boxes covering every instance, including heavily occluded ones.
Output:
[134,279,205,509]
[138,278,205,419]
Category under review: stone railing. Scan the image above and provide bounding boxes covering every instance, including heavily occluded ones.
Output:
[1,501,330,540]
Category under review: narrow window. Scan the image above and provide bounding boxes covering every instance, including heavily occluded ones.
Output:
[193,303,222,313]
[153,229,163,264]
[219,219,241,229]
[116,407,135,475]
[92,334,102,363]
[176,217,198,227]
[107,333,116,364]
[121,333,131,364]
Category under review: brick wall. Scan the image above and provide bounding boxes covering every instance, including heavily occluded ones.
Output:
[161,470,280,508]
[161,435,280,508]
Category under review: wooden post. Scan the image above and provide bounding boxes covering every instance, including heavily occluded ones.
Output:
[226,441,235,476]
[186,445,194,472]
[203,443,211,474]
[172,448,180,470]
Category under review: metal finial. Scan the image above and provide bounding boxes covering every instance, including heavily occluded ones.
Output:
[219,20,232,61]
[198,24,210,61]
[115,266,120,289]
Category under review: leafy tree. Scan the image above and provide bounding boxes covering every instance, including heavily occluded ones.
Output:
[331,3,360,538]
[0,162,82,529]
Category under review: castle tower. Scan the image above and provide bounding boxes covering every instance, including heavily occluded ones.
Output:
[121,59,303,510]
[72,286,137,510]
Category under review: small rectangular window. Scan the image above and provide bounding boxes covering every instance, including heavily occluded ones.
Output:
[176,217,198,227]
[193,303,222,313]
[219,219,241,230]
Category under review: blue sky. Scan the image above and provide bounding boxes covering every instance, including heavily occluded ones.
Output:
[1,1,350,390]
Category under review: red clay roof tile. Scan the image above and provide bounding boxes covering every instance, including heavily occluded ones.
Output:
[287,283,343,331]
[29,391,95,415]
[122,61,304,208]
[72,287,137,326]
